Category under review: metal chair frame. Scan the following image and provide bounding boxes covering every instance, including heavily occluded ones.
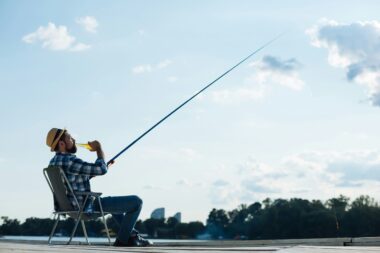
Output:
[43,166,111,245]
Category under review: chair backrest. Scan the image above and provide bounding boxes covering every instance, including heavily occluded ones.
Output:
[43,166,76,211]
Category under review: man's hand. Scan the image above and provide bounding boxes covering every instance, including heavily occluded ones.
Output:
[88,140,101,151]
[88,140,105,160]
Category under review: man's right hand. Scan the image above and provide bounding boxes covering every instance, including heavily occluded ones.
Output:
[88,140,105,160]
[88,140,102,151]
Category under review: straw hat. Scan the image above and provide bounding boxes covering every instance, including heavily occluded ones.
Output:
[46,128,66,151]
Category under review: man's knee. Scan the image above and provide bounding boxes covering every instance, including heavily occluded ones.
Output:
[131,195,143,207]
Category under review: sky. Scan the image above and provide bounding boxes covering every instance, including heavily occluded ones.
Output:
[1,0,380,223]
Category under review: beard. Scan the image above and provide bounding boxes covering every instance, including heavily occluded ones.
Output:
[67,143,77,154]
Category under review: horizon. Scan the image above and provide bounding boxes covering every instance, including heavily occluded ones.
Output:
[1,193,375,224]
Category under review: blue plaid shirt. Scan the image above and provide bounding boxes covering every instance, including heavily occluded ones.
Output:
[49,152,107,209]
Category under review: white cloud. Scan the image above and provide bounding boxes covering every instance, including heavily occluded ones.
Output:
[177,179,192,186]
[306,19,380,106]
[209,179,241,205]
[132,64,152,74]
[179,147,201,161]
[76,16,98,33]
[209,150,380,206]
[132,60,172,74]
[210,55,304,104]
[250,55,304,91]
[70,42,91,52]
[22,22,90,52]
[177,178,205,188]
[213,179,229,187]
[157,59,172,69]
[177,179,189,186]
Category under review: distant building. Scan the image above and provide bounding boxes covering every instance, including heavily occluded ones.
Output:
[151,208,165,219]
[173,212,181,223]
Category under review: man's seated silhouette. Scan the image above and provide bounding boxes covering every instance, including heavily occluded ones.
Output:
[46,128,152,247]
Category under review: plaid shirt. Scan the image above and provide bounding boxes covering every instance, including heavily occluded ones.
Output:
[49,152,107,209]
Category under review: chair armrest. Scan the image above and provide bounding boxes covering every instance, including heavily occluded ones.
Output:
[74,191,102,197]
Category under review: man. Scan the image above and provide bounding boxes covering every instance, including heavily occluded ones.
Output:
[46,128,152,247]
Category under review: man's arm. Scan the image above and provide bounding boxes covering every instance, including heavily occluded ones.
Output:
[66,156,107,176]
[88,140,106,179]
[65,140,108,176]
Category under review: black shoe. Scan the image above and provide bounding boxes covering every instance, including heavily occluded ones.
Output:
[113,238,129,247]
[113,235,153,247]
[128,234,153,247]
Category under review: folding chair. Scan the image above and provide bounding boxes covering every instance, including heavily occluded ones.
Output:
[43,165,111,245]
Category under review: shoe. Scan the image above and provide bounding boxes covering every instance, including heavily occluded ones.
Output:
[128,234,153,247]
[113,235,153,247]
[113,238,129,247]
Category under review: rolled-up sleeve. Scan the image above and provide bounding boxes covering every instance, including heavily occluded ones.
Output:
[66,156,107,176]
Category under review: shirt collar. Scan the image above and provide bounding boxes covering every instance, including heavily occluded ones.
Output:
[55,152,75,157]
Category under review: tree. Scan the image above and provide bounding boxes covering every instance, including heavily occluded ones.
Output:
[351,195,377,208]
[343,195,380,237]
[0,217,21,235]
[326,195,350,213]
[167,217,179,228]
[248,202,262,216]
[21,218,55,236]
[143,218,165,237]
[206,209,229,239]
[187,221,205,238]
[2,195,380,239]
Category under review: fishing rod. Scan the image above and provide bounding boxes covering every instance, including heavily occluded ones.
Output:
[107,33,284,166]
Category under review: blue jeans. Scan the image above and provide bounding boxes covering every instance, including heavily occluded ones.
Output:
[93,195,142,243]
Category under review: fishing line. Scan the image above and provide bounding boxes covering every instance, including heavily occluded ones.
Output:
[107,33,285,166]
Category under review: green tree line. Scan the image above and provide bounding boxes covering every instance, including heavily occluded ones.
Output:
[1,195,380,239]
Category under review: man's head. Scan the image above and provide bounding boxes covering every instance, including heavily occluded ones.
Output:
[46,128,77,153]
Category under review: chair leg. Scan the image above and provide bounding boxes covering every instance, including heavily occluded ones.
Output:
[81,220,90,245]
[48,214,60,245]
[67,216,81,245]
[68,196,88,245]
[97,197,111,245]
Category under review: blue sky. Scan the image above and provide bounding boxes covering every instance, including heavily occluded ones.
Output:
[2,1,380,223]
